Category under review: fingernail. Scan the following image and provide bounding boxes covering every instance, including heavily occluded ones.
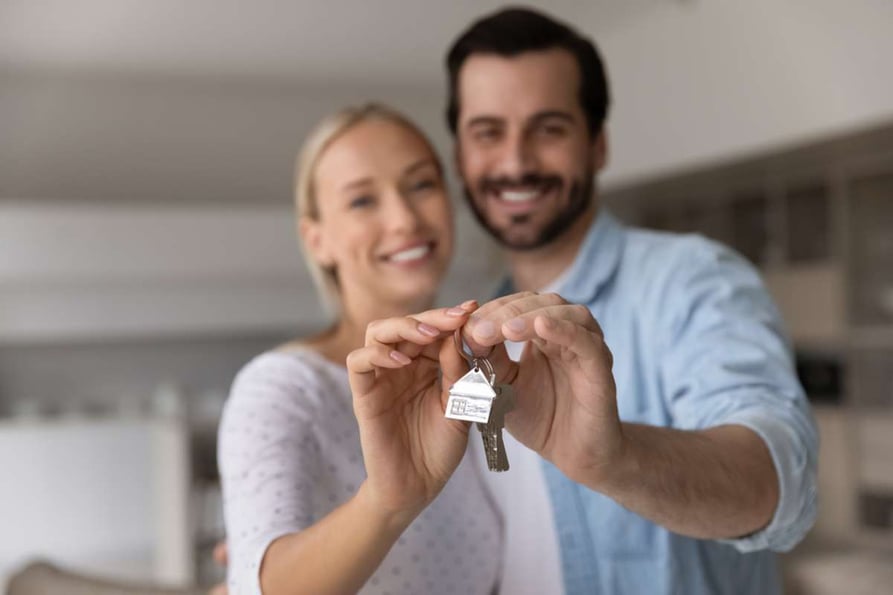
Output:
[475,320,496,339]
[418,322,439,337]
[505,317,526,333]
[389,350,411,364]
[446,307,466,316]
[461,299,478,310]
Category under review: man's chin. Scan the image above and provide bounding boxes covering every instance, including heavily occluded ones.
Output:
[467,196,569,251]
[493,228,553,251]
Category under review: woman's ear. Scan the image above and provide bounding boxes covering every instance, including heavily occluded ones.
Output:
[299,216,334,268]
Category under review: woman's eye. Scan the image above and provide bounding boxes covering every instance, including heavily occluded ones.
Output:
[411,179,437,193]
[348,195,374,209]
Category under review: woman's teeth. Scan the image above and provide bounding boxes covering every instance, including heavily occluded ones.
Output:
[389,244,430,263]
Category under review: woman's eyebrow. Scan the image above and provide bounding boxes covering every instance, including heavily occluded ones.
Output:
[403,159,436,175]
[340,177,374,192]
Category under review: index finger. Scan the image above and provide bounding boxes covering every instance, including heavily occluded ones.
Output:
[463,292,568,349]
[365,301,478,358]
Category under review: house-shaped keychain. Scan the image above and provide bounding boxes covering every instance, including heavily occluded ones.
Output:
[445,365,497,424]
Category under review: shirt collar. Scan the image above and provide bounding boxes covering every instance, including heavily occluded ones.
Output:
[494,209,624,303]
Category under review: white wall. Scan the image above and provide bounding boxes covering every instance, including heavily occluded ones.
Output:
[0,73,452,202]
[600,0,893,186]
[0,417,192,586]
[0,75,501,342]
[3,2,892,193]
[0,201,310,341]
[3,0,892,341]
[0,199,499,342]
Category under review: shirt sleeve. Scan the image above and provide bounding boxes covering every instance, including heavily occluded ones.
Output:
[217,354,322,595]
[658,237,819,553]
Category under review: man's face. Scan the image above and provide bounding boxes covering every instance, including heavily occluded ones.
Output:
[455,48,605,251]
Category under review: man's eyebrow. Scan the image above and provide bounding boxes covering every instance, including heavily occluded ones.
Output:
[530,110,575,124]
[464,111,576,130]
[465,115,503,129]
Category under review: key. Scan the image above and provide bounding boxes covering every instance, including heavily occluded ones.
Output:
[445,358,497,424]
[445,329,513,472]
[477,383,513,472]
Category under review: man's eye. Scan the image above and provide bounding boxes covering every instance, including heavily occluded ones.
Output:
[348,195,374,209]
[473,128,500,142]
[540,124,567,137]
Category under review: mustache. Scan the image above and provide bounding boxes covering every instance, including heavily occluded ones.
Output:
[478,173,563,194]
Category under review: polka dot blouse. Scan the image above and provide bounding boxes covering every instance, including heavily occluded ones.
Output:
[218,349,502,595]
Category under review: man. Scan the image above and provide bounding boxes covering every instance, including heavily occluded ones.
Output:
[450,7,818,595]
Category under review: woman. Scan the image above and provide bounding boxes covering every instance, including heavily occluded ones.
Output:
[217,104,501,595]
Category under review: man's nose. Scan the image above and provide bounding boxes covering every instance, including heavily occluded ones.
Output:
[496,132,537,180]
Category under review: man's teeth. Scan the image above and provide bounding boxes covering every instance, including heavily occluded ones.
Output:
[500,189,540,202]
[389,245,430,263]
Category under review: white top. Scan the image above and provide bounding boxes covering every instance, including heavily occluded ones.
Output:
[475,270,569,594]
[471,339,564,595]
[218,349,502,595]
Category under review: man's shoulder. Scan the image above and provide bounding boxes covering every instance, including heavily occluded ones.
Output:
[615,224,772,327]
[610,224,767,319]
[619,225,735,282]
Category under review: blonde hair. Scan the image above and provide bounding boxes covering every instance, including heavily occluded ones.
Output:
[294,103,441,316]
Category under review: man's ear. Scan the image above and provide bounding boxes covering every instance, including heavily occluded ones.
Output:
[592,127,609,172]
[298,216,334,268]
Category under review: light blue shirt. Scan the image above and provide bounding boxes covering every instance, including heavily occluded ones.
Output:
[501,210,818,594]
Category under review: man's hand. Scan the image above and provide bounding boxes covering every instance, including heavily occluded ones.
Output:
[458,292,623,487]
[462,292,782,541]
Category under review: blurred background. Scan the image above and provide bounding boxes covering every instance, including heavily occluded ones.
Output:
[1,0,892,593]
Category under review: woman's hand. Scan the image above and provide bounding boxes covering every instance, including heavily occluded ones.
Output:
[346,301,476,522]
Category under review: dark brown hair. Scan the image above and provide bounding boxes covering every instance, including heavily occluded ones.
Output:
[446,6,610,138]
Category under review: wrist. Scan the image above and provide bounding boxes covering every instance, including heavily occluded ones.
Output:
[574,421,636,493]
[354,481,420,537]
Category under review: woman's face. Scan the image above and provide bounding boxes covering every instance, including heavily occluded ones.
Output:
[303,118,453,310]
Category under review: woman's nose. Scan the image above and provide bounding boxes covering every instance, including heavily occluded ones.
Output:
[383,193,422,233]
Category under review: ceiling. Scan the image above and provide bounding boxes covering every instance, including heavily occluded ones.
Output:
[0,0,663,84]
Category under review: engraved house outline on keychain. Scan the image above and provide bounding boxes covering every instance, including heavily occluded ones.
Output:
[445,366,497,424]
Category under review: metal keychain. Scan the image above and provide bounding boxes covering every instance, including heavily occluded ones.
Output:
[444,329,513,472]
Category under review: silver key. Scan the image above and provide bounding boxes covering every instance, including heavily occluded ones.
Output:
[445,357,497,424]
[445,330,512,472]
[477,383,513,472]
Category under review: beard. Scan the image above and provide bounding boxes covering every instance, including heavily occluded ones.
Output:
[463,166,595,251]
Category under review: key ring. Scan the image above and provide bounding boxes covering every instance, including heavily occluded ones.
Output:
[453,328,495,380]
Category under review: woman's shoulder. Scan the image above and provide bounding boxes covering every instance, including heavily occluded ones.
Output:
[238,344,343,381]
[226,346,349,420]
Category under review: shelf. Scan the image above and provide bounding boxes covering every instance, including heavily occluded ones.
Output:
[848,327,893,349]
[762,264,846,347]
